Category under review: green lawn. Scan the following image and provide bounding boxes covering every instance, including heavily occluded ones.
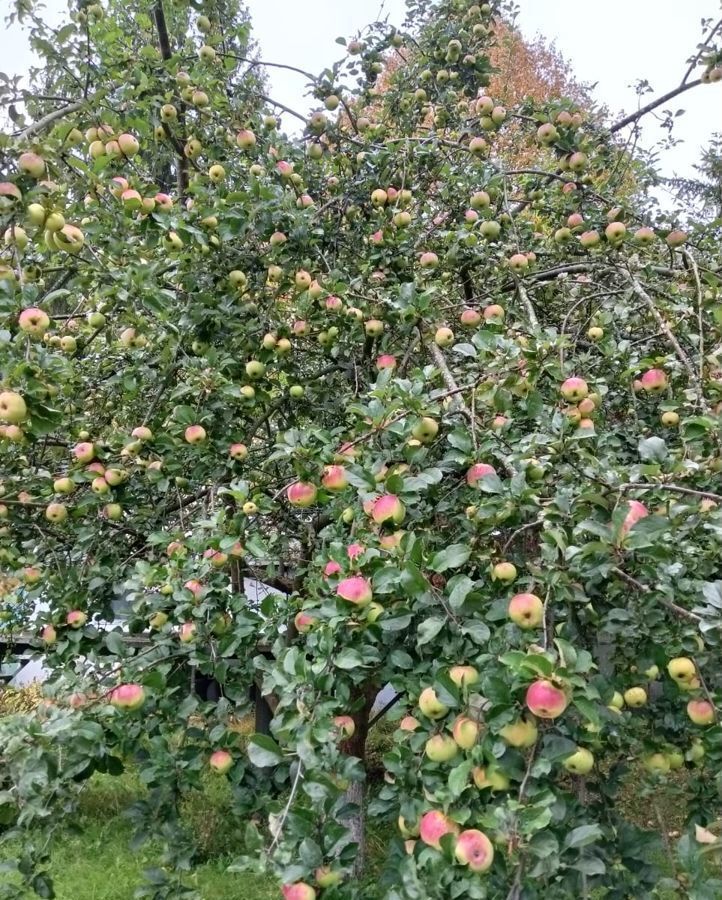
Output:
[1,771,276,900]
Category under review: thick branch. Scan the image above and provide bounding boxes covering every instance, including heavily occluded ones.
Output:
[19,99,87,140]
[618,483,722,503]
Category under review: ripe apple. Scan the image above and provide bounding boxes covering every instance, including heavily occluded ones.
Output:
[179,622,196,643]
[466,463,496,490]
[526,680,568,719]
[336,576,372,605]
[41,624,57,645]
[560,377,588,401]
[322,465,348,491]
[579,229,601,248]
[333,715,356,739]
[508,252,529,273]
[687,699,715,725]
[110,683,145,711]
[315,866,342,888]
[623,686,647,708]
[18,151,46,178]
[287,482,317,507]
[209,750,233,774]
[371,494,405,524]
[666,229,687,248]
[640,368,667,393]
[294,611,317,633]
[117,133,139,157]
[605,221,626,243]
[455,829,494,873]
[425,733,458,761]
[184,425,207,444]
[419,810,458,849]
[418,687,449,719]
[399,715,420,732]
[281,884,316,900]
[412,417,438,443]
[472,766,510,791]
[0,391,28,424]
[508,592,543,629]
[237,130,257,150]
[563,747,594,774]
[18,307,50,338]
[499,717,538,748]
[452,715,479,750]
[460,308,481,327]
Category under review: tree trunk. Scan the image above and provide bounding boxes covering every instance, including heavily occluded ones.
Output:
[340,684,377,877]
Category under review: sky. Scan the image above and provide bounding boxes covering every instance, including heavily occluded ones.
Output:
[4,0,721,192]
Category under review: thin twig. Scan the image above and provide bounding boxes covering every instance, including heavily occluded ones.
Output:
[611,567,701,623]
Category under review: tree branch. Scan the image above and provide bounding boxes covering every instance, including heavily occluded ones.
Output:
[611,567,701,623]
[610,79,702,135]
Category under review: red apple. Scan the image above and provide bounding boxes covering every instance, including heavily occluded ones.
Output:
[184,425,207,444]
[455,828,494,872]
[287,481,317,507]
[66,610,87,628]
[336,576,372,605]
[466,462,496,487]
[687,699,715,725]
[110,683,145,710]
[419,810,459,849]
[508,592,544,629]
[209,750,233,774]
[322,465,348,491]
[525,680,568,719]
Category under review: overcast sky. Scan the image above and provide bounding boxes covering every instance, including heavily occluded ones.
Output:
[5,0,721,192]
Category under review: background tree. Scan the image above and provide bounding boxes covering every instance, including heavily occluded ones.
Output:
[2,1,722,899]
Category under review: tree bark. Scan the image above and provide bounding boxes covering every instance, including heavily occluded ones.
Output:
[339,684,377,876]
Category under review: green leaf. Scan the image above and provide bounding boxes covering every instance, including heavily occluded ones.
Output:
[417,615,446,646]
[247,734,283,767]
[638,436,667,462]
[563,823,603,850]
[430,544,471,572]
[335,648,365,669]
[448,760,472,796]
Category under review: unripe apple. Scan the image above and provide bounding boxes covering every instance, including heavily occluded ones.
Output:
[687,699,715,725]
[491,561,517,583]
[499,717,537,748]
[623,686,647,708]
[526,680,568,718]
[399,715,420,732]
[418,686,448,719]
[455,829,494,872]
[117,133,139,157]
[667,657,696,684]
[412,417,438,443]
[149,612,168,629]
[27,202,47,226]
[661,410,679,426]
[245,360,265,379]
[364,318,384,337]
[472,766,510,791]
[579,230,600,248]
[666,229,688,248]
[449,665,479,687]
[480,219,501,239]
[41,624,57,645]
[45,502,68,523]
[452,715,479,750]
[425,733,458,761]
[208,164,225,183]
[587,326,603,341]
[53,477,74,494]
[643,753,670,775]
[508,592,543,629]
[563,747,594,775]
[0,391,28,424]
[666,749,684,770]
[434,326,454,347]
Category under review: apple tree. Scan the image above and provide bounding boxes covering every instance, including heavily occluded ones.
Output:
[2,0,722,897]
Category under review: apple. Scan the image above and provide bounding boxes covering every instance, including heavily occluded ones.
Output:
[666,229,687,248]
[41,624,57,645]
[236,130,257,150]
[371,188,388,206]
[472,766,510,791]
[508,592,544,629]
[620,500,648,538]
[364,319,384,337]
[687,699,715,725]
[208,164,225,183]
[536,122,559,145]
[336,576,372,605]
[324,560,342,577]
[460,308,481,327]
[0,391,28,424]
[452,715,479,750]
[563,747,594,775]
[434,326,454,347]
[491,561,517,583]
[322,465,348,491]
[449,665,479,687]
[184,425,207,444]
[376,354,396,370]
[455,829,494,873]
[634,226,656,245]
[587,326,604,341]
[18,307,50,338]
[281,884,316,900]
[229,443,248,461]
[117,133,139,157]
[526,680,568,719]
[149,612,168,629]
[18,151,46,178]
[333,715,356,739]
[179,622,196,643]
[418,687,449,719]
[27,203,46,226]
[315,867,342,889]
[209,750,233,774]
[371,494,405,524]
[242,501,257,515]
[667,657,696,684]
[480,220,501,239]
[483,304,505,321]
[399,715,420,732]
[640,368,667,393]
[425,733,458,761]
[499,717,538,748]
[666,749,685,770]
[419,810,458,849]
[110,683,145,710]
[643,753,670,775]
[245,360,265,379]
[419,251,439,269]
[508,252,529,273]
[623,686,647,708]
[688,739,705,763]
[412,417,438,443]
[605,221,626,243]
[45,502,68,523]
[287,482,317,507]
[560,377,588,401]
[294,611,317,633]
[608,691,624,711]
[67,609,87,629]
